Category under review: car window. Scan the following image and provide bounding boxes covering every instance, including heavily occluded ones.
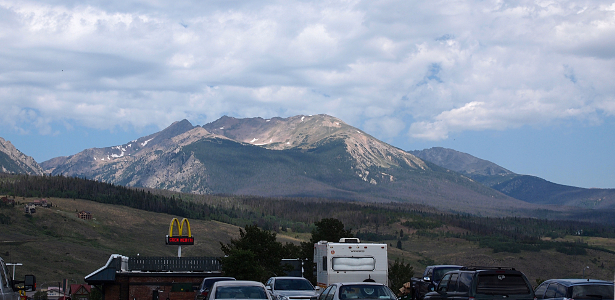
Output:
[555,284,566,298]
[433,268,460,282]
[318,286,331,300]
[266,279,273,287]
[534,283,548,299]
[571,284,614,299]
[447,273,458,292]
[215,286,268,299]
[274,279,314,290]
[319,286,332,300]
[476,274,531,295]
[207,279,236,290]
[437,274,451,293]
[425,268,433,277]
[544,283,557,298]
[458,273,471,293]
[338,285,396,300]
[325,286,337,300]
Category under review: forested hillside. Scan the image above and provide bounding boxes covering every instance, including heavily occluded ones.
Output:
[3,173,615,249]
[3,173,615,283]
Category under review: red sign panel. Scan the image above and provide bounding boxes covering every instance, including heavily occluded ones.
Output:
[166,235,194,245]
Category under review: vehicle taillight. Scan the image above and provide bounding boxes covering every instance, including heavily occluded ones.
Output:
[201,292,209,296]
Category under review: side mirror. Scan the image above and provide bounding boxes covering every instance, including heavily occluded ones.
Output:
[25,275,36,290]
[12,275,36,291]
[266,286,272,291]
[315,286,321,291]
[423,277,430,282]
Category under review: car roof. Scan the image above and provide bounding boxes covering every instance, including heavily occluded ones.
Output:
[428,265,463,268]
[270,277,310,280]
[213,280,266,287]
[542,279,614,286]
[204,277,236,281]
[333,282,387,286]
[458,266,522,273]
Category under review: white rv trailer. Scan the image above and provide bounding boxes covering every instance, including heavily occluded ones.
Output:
[314,238,388,288]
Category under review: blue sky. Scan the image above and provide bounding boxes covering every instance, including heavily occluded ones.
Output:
[1,0,614,189]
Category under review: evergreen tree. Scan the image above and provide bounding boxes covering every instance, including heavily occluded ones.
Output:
[220,224,292,282]
[388,258,414,294]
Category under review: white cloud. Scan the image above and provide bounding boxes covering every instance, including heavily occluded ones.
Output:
[0,0,614,144]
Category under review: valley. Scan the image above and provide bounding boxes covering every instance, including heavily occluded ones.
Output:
[2,192,615,287]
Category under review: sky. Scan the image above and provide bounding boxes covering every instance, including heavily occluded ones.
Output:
[1,0,614,189]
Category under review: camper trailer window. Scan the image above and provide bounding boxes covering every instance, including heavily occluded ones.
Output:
[332,257,375,271]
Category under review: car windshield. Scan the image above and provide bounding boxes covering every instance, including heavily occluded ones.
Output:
[274,279,314,291]
[205,279,235,289]
[572,285,614,299]
[476,274,530,295]
[215,286,268,299]
[338,285,396,300]
[433,268,460,282]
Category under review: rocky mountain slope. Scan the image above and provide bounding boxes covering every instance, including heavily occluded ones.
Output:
[41,115,541,216]
[412,147,615,209]
[0,137,43,175]
[410,147,514,177]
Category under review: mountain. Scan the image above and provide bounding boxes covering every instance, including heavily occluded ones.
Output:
[492,175,615,209]
[412,147,615,209]
[41,114,542,216]
[0,137,43,175]
[410,147,514,177]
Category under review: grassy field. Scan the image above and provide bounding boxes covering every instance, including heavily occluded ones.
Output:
[1,196,614,288]
[0,197,245,285]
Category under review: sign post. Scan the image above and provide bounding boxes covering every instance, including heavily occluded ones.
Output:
[166,218,194,257]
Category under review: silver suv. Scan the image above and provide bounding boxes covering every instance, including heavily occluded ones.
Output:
[265,277,319,300]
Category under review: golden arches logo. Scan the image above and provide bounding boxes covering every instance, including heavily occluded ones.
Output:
[166,218,194,245]
[169,218,192,237]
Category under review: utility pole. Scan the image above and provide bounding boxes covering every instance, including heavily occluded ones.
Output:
[6,263,22,280]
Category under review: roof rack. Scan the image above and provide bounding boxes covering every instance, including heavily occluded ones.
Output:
[460,266,516,271]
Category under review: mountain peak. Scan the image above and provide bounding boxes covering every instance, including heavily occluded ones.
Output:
[202,114,346,149]
[203,114,427,178]
[0,137,44,175]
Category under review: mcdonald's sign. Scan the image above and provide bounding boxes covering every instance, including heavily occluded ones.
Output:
[166,218,194,245]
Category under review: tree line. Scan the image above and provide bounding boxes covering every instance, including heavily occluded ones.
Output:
[2,173,615,256]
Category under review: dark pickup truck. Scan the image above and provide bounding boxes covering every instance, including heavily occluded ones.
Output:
[410,265,462,300]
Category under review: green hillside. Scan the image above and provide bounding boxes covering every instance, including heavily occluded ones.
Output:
[0,196,245,285]
[2,174,615,287]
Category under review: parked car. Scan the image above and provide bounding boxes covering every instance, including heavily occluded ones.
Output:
[534,279,614,299]
[410,265,463,300]
[196,277,236,300]
[207,280,272,300]
[423,266,534,300]
[317,282,397,300]
[265,277,319,300]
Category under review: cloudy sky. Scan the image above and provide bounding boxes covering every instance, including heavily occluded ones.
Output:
[1,0,614,188]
